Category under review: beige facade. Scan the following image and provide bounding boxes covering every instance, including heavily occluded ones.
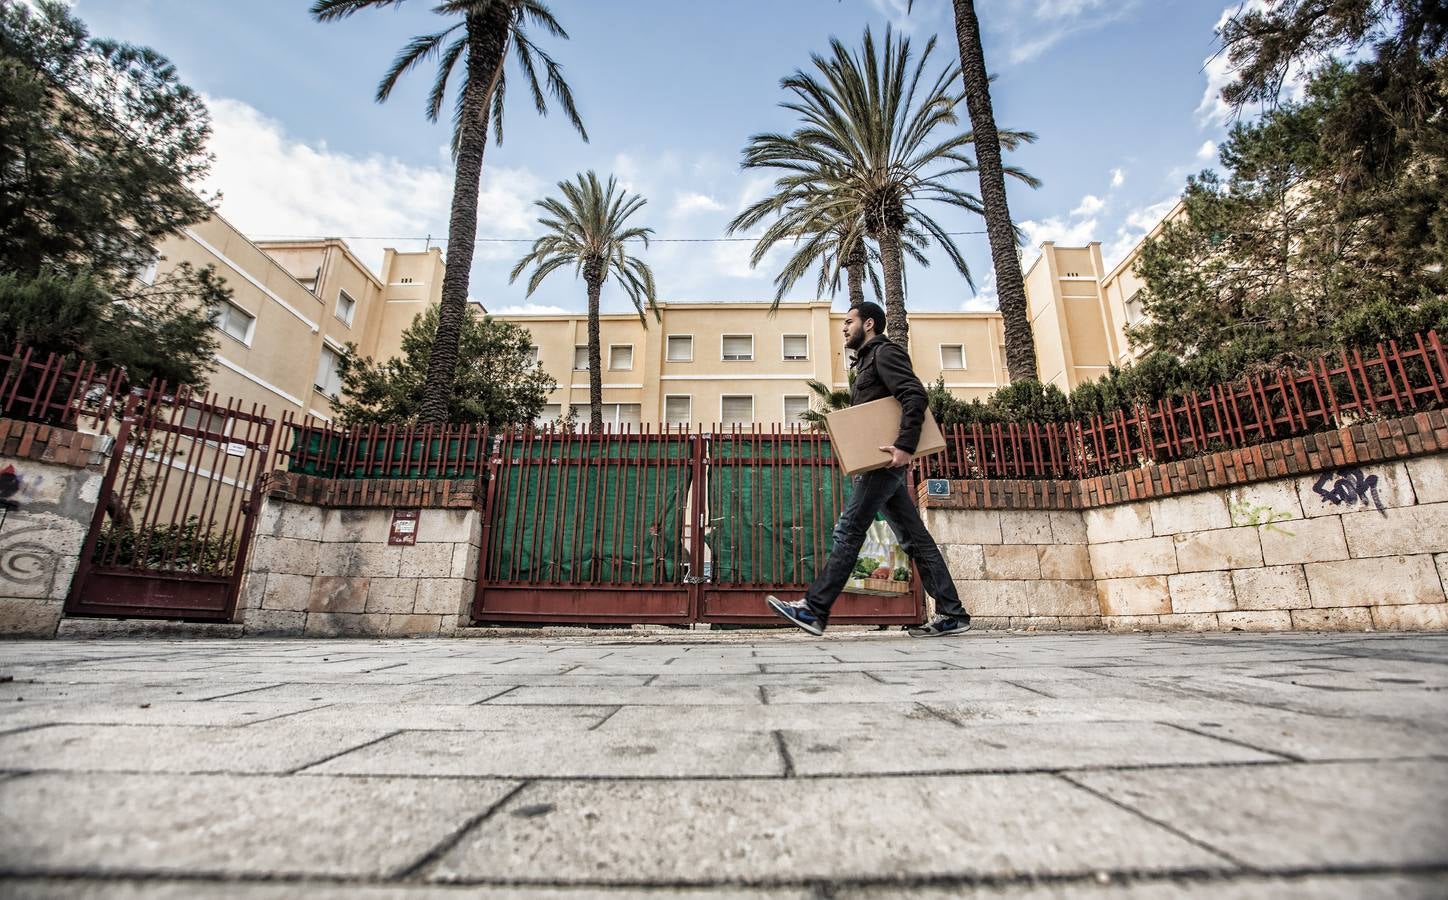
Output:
[150,212,447,423]
[154,199,1180,427]
[507,303,1010,429]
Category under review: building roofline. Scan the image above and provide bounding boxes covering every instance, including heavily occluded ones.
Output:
[253,236,386,291]
[1102,196,1186,284]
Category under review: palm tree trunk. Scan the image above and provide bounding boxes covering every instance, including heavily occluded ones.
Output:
[417,10,509,424]
[845,240,866,309]
[951,0,1037,382]
[876,228,909,350]
[585,264,604,432]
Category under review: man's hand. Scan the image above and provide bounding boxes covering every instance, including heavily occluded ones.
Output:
[879,445,913,468]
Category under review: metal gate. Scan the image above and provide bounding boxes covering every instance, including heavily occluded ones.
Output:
[472,426,923,625]
[66,390,274,621]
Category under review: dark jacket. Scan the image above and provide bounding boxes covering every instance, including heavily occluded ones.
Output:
[849,334,928,453]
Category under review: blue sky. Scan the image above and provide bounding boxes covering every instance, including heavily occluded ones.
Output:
[72,0,1254,316]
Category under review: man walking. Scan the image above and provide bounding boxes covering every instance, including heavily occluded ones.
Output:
[767,301,972,638]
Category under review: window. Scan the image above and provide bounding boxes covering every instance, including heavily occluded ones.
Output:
[666,334,693,362]
[782,334,808,360]
[664,395,692,426]
[1123,289,1144,324]
[609,344,634,370]
[335,289,356,327]
[940,344,966,369]
[721,395,754,425]
[525,346,540,366]
[181,404,228,437]
[137,253,160,286]
[534,403,561,428]
[573,345,589,370]
[215,302,255,345]
[783,395,809,423]
[568,403,642,432]
[315,345,344,397]
[722,334,753,361]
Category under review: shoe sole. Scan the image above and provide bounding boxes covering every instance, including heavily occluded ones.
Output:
[906,623,973,638]
[765,595,825,637]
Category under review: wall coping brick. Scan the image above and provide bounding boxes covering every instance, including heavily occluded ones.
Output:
[0,418,105,470]
[263,471,482,509]
[922,410,1448,512]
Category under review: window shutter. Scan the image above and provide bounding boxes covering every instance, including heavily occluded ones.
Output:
[782,335,808,359]
[722,335,752,360]
[721,396,754,424]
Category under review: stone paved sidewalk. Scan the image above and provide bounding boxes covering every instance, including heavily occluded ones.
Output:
[0,630,1445,898]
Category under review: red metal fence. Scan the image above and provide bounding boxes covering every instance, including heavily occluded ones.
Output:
[279,413,489,480]
[920,329,1448,481]
[0,345,130,431]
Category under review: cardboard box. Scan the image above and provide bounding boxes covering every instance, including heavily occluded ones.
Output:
[824,397,946,475]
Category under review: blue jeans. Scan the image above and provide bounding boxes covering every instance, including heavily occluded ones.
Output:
[804,466,968,619]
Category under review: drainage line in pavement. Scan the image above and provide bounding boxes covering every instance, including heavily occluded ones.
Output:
[1160,721,1304,762]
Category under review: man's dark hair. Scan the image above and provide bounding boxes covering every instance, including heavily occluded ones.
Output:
[854,301,886,335]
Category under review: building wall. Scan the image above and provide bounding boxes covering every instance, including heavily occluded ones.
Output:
[158,202,1194,427]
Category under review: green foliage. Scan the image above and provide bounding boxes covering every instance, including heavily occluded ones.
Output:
[332,304,557,426]
[97,517,236,574]
[891,566,910,582]
[0,2,223,389]
[0,0,213,288]
[799,371,854,430]
[852,556,880,578]
[0,268,224,388]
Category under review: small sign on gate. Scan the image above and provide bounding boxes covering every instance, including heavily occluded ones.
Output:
[225,441,247,458]
[388,508,420,546]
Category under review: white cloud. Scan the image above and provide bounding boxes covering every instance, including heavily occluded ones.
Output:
[1071,194,1105,217]
[1197,1,1311,127]
[489,303,573,315]
[976,0,1144,64]
[671,192,725,217]
[1111,168,1126,188]
[961,268,998,312]
[1196,139,1217,160]
[201,96,543,275]
[1101,196,1179,270]
[1019,215,1099,250]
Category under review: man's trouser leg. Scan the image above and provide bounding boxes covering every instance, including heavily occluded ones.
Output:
[803,468,901,616]
[880,473,969,621]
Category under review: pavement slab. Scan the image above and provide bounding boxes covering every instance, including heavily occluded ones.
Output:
[0,772,519,879]
[0,631,1444,897]
[428,774,1228,884]
[1068,759,1448,869]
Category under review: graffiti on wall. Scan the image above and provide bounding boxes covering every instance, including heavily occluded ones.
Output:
[1229,499,1296,535]
[1312,467,1387,515]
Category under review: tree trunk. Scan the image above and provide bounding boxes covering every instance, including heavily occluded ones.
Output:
[876,228,909,350]
[844,239,866,310]
[952,0,1038,382]
[416,10,510,424]
[585,262,604,432]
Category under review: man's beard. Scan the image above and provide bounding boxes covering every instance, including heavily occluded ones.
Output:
[844,330,864,350]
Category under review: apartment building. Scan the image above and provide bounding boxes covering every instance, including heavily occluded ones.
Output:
[149,211,447,422]
[152,201,1174,428]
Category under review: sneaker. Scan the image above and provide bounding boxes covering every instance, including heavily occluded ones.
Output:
[907,615,972,638]
[766,595,828,636]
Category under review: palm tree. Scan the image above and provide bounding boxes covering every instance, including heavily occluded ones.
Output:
[510,171,658,432]
[738,28,1037,349]
[945,0,1038,381]
[310,0,586,424]
[798,371,855,430]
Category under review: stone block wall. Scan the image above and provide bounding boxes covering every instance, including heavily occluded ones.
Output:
[242,479,482,637]
[922,414,1448,633]
[921,507,1098,630]
[1083,458,1448,632]
[0,421,107,637]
